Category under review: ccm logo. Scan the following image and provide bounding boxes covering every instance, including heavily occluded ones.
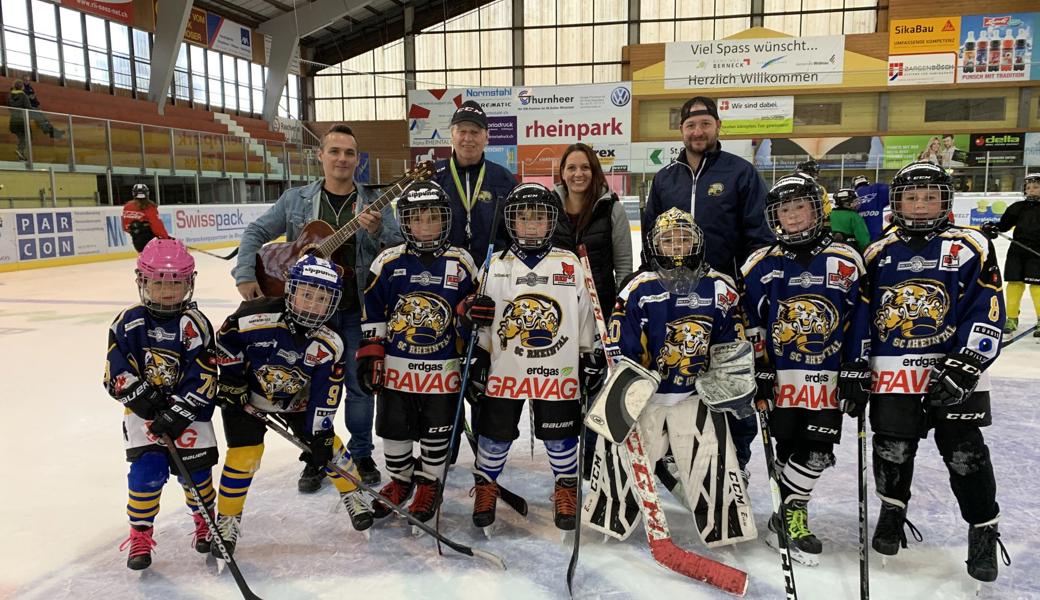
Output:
[807,425,839,435]
[946,412,985,420]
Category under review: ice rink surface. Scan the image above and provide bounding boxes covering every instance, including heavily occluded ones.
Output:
[1,234,1037,600]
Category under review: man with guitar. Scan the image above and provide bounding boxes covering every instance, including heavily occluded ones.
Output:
[232,124,402,490]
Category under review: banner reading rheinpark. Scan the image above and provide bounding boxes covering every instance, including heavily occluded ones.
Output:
[663,35,845,89]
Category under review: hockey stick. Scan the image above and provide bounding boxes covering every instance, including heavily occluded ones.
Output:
[160,434,263,600]
[462,418,529,516]
[1003,323,1039,347]
[579,248,749,597]
[242,406,507,570]
[437,200,502,555]
[188,245,240,260]
[755,405,798,600]
[858,413,870,600]
[993,231,1040,260]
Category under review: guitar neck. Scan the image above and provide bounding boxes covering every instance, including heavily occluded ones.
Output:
[315,179,410,257]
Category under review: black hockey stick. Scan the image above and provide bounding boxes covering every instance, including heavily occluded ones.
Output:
[756,405,799,600]
[437,201,502,554]
[993,231,1040,260]
[160,434,262,600]
[1003,323,1039,347]
[462,418,528,516]
[242,406,507,569]
[188,245,240,260]
[857,413,870,600]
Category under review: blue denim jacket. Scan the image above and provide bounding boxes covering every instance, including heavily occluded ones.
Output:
[232,178,403,306]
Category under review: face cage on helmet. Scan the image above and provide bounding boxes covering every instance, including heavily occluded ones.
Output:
[286,279,341,329]
[137,271,195,317]
[766,194,825,246]
[891,184,953,232]
[400,204,451,253]
[649,221,707,295]
[505,201,558,251]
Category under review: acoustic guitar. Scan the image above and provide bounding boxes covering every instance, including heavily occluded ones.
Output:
[254,161,434,297]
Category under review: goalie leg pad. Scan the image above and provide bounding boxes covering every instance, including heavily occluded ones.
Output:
[581,435,640,541]
[585,356,661,444]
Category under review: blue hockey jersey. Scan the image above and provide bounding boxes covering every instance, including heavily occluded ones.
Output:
[741,237,870,411]
[864,227,1005,396]
[362,244,477,395]
[854,182,890,241]
[216,298,346,437]
[104,305,218,460]
[608,269,743,406]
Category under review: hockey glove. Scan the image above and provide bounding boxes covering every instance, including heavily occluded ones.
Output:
[118,381,166,420]
[356,338,385,396]
[980,222,1001,240]
[465,346,491,405]
[216,373,248,407]
[838,360,872,418]
[306,429,335,467]
[149,398,197,440]
[580,350,608,398]
[457,294,496,329]
[927,352,983,407]
[754,362,777,411]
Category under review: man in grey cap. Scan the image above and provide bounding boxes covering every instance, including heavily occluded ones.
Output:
[432,100,517,262]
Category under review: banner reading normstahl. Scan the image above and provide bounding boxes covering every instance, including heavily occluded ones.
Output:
[664,36,845,89]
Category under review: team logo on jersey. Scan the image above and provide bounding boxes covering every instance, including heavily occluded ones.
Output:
[656,315,712,378]
[675,293,712,308]
[144,348,181,389]
[410,271,443,286]
[708,182,725,196]
[896,256,938,273]
[874,279,950,343]
[277,349,301,364]
[826,259,857,292]
[553,262,576,286]
[256,365,308,401]
[788,272,825,289]
[516,272,549,287]
[771,295,839,357]
[147,327,176,342]
[388,292,453,351]
[717,287,738,311]
[181,319,202,351]
[498,294,565,357]
[445,260,461,289]
[941,241,964,270]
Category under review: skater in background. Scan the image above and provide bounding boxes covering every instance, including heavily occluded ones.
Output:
[982,172,1040,336]
[122,184,170,252]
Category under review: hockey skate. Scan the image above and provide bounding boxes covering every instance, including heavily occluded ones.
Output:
[211,514,241,560]
[1002,317,1018,335]
[191,510,213,554]
[471,472,500,538]
[872,500,921,560]
[297,461,326,493]
[341,490,374,535]
[119,525,157,570]
[553,475,578,535]
[408,473,441,524]
[766,500,821,567]
[355,456,382,486]
[372,477,414,520]
[966,518,1010,583]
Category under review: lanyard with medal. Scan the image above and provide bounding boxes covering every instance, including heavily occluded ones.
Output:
[449,158,486,245]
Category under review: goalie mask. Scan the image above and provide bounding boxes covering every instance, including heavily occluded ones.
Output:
[136,238,195,319]
[398,181,452,254]
[504,183,560,252]
[286,254,343,329]
[766,173,825,247]
[890,161,953,233]
[648,208,708,296]
[1025,172,1040,201]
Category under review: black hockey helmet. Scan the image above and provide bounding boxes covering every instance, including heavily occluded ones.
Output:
[796,159,820,178]
[766,172,825,246]
[504,182,560,252]
[852,175,869,189]
[1024,172,1040,200]
[397,181,452,254]
[132,183,150,200]
[832,188,861,210]
[648,207,708,296]
[890,161,953,233]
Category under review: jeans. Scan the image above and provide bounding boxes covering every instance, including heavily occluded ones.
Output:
[330,309,374,459]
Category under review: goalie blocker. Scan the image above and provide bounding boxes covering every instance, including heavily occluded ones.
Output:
[585,356,661,444]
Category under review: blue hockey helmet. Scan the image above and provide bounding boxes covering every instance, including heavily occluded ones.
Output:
[286,254,342,329]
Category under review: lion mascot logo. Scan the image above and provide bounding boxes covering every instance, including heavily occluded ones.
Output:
[388,292,452,346]
[144,348,181,389]
[497,294,562,349]
[657,315,712,376]
[772,295,839,354]
[874,279,948,341]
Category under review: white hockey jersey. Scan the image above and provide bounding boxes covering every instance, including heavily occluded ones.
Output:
[477,247,596,402]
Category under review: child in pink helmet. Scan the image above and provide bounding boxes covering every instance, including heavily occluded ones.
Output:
[103,238,220,570]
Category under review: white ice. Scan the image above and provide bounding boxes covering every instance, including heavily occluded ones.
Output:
[0,234,1037,600]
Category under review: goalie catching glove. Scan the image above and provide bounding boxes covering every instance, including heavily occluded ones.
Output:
[695,341,756,419]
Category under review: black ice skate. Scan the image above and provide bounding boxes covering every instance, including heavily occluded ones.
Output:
[191,510,213,554]
[766,500,821,567]
[553,475,578,532]
[871,500,921,557]
[341,490,374,534]
[372,476,414,519]
[966,518,1010,583]
[211,514,241,560]
[408,472,442,524]
[355,456,382,486]
[120,525,156,570]
[297,461,326,493]
[471,472,500,537]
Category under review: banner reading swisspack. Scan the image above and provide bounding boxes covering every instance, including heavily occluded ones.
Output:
[663,36,845,89]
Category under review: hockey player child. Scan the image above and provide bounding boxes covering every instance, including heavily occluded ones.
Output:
[121,184,170,252]
[357,181,477,524]
[458,182,600,533]
[829,187,871,252]
[981,172,1040,336]
[741,173,870,565]
[211,254,372,559]
[865,161,1009,582]
[103,238,219,570]
[587,207,756,548]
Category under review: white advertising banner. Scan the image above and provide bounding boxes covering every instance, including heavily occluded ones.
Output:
[1025,132,1040,166]
[627,140,754,173]
[208,14,252,61]
[716,96,794,134]
[887,53,957,86]
[664,36,846,89]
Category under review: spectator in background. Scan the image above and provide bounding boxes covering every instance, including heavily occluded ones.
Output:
[918,136,942,165]
[121,184,170,252]
[852,175,891,241]
[21,75,40,109]
[8,80,32,160]
[829,188,871,252]
[18,75,64,141]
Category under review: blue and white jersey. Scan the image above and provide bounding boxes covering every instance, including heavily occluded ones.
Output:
[854,182,890,241]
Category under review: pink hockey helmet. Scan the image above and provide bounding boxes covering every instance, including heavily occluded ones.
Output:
[136,238,196,317]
